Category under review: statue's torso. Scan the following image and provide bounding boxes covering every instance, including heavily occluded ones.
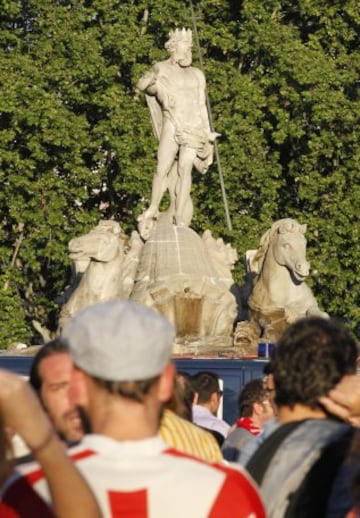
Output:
[155,61,206,131]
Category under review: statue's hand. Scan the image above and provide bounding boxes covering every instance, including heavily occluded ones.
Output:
[208,131,221,142]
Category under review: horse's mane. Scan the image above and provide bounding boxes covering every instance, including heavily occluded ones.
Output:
[249,218,307,274]
[91,219,130,252]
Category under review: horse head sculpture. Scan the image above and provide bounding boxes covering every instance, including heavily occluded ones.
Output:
[58,220,143,331]
[247,218,328,341]
[68,220,127,266]
[248,219,309,280]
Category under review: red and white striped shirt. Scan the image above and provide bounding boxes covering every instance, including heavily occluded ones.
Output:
[1,435,265,518]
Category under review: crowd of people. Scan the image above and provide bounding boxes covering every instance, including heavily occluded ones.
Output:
[0,299,359,517]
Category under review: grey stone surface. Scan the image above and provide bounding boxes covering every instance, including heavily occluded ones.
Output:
[131,216,237,341]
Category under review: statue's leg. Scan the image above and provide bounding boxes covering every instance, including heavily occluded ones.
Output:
[146,122,178,218]
[175,146,197,226]
[166,160,179,222]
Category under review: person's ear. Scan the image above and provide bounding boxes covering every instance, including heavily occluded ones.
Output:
[157,362,176,403]
[209,391,220,412]
[253,402,263,416]
[210,391,218,403]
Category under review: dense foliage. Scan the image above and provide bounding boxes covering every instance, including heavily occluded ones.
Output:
[0,0,359,347]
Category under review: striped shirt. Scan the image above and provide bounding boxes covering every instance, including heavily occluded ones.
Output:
[159,409,223,462]
[2,435,265,518]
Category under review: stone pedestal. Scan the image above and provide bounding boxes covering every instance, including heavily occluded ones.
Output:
[130,217,237,347]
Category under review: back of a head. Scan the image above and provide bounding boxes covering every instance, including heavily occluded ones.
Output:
[177,371,195,403]
[29,338,69,394]
[238,379,268,418]
[173,372,195,421]
[61,300,175,383]
[192,371,220,404]
[165,378,192,421]
[273,317,358,409]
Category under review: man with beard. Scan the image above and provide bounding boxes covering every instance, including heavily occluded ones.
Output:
[0,369,100,518]
[222,378,274,461]
[29,339,86,443]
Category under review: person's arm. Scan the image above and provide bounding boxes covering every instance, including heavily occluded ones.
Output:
[0,370,101,518]
[319,375,360,423]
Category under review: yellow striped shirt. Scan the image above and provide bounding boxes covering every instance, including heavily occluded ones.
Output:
[159,409,223,462]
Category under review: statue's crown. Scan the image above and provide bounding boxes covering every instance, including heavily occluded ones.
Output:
[168,28,192,45]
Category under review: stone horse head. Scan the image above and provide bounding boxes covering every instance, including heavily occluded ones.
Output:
[58,220,130,331]
[68,220,127,267]
[248,218,310,283]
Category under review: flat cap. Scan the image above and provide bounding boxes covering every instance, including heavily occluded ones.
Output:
[62,300,175,381]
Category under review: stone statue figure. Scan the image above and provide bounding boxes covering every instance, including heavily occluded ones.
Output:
[136,28,219,239]
[58,220,143,330]
[246,218,329,341]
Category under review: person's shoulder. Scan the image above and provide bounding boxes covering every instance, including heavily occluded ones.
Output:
[161,409,196,433]
[68,440,98,462]
[162,449,266,516]
[223,426,253,449]
[160,410,222,461]
[214,416,231,435]
[162,445,245,479]
[162,410,214,437]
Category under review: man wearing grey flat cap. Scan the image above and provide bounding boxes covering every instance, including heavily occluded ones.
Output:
[3,300,265,518]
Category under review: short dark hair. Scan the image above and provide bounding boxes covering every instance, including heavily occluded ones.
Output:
[273,317,358,409]
[238,379,268,418]
[192,371,220,404]
[29,338,69,393]
[263,361,274,376]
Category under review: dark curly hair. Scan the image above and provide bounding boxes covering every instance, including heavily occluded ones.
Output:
[273,317,358,409]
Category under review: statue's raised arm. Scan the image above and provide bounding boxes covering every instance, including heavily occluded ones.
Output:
[137,28,218,239]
